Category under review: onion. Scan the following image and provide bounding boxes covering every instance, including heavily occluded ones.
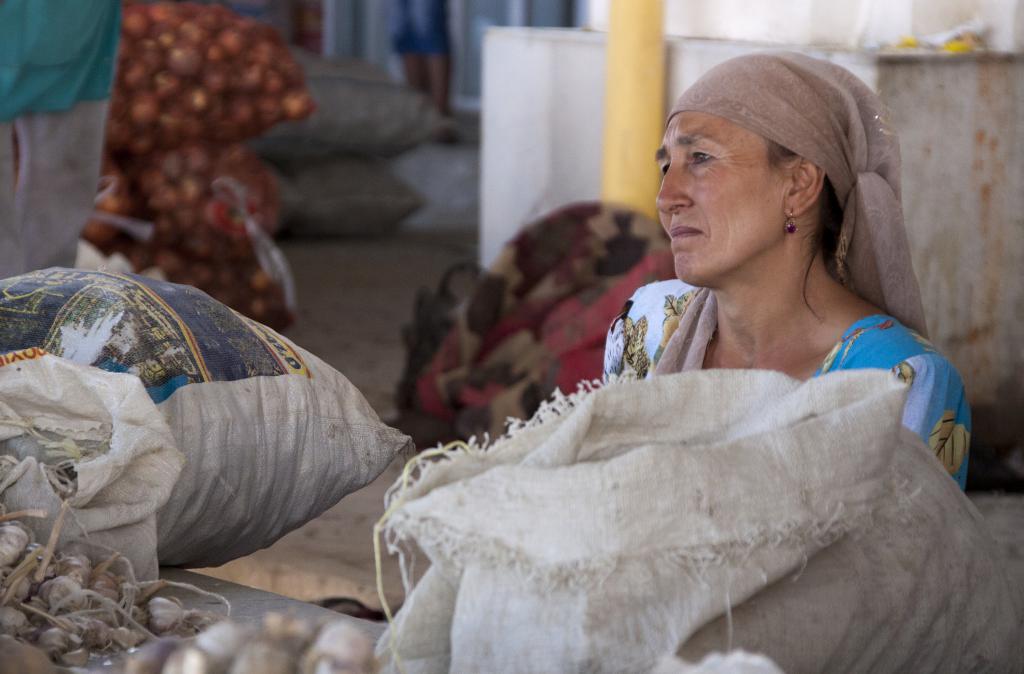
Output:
[257,96,282,125]
[138,167,166,193]
[168,45,203,78]
[193,262,216,287]
[182,117,204,140]
[229,99,256,127]
[155,29,177,49]
[217,28,245,57]
[249,269,273,293]
[177,20,207,45]
[153,216,180,245]
[129,135,156,155]
[129,93,159,126]
[160,151,185,180]
[179,175,204,205]
[205,43,226,64]
[121,61,148,90]
[250,41,275,67]
[148,184,180,212]
[202,65,229,94]
[262,71,285,96]
[138,40,164,71]
[155,249,185,278]
[187,87,211,113]
[174,205,201,231]
[105,119,131,147]
[154,71,182,100]
[282,91,315,120]
[182,145,211,174]
[122,9,150,40]
[238,64,264,93]
[83,221,121,247]
[147,4,177,25]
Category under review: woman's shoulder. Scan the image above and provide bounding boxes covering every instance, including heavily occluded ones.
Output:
[818,314,958,380]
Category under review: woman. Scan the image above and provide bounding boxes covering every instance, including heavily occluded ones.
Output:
[604,52,970,488]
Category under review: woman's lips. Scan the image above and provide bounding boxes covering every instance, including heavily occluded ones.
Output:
[669,225,702,239]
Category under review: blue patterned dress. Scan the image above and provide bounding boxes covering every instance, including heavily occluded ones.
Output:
[604,280,970,489]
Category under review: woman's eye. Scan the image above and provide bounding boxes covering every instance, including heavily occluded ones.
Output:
[690,152,712,165]
[659,163,669,176]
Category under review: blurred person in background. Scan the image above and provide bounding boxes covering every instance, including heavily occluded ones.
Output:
[390,0,457,142]
[0,1,121,278]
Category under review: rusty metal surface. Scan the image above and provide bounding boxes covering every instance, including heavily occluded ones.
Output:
[879,56,1024,446]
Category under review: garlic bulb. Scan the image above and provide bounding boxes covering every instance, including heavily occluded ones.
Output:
[302,622,378,674]
[263,612,315,651]
[55,554,91,585]
[90,571,121,602]
[60,648,91,668]
[36,626,77,659]
[72,616,113,649]
[0,606,27,636]
[147,596,185,635]
[39,576,86,612]
[228,641,294,674]
[161,645,213,674]
[111,625,145,650]
[0,524,29,566]
[194,619,252,668]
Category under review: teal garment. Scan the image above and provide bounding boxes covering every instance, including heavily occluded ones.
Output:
[604,280,971,489]
[0,1,121,121]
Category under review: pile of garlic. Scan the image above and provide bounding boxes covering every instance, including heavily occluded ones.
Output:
[0,507,220,668]
[113,612,379,674]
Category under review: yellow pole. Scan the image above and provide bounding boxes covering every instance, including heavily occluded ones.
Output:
[600,0,664,219]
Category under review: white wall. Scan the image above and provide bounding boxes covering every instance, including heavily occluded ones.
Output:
[480,29,608,266]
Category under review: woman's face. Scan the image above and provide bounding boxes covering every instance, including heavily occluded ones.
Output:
[656,111,790,288]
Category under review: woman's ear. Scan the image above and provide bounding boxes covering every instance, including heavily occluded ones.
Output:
[785,159,826,219]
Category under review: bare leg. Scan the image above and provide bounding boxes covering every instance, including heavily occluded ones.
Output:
[425,54,452,117]
[401,54,430,96]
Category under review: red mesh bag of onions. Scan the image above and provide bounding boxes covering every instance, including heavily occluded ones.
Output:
[108,2,315,154]
[83,144,294,330]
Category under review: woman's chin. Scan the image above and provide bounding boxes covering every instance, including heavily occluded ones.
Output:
[673,258,709,287]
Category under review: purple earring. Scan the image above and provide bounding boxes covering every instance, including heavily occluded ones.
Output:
[784,212,797,234]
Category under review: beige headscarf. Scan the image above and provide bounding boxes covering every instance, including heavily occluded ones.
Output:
[655,52,928,375]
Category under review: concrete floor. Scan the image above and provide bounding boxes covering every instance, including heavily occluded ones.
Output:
[196,137,480,612]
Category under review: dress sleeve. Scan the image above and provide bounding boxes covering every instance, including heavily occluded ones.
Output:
[603,280,694,381]
[893,354,971,489]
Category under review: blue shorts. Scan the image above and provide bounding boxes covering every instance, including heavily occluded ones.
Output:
[390,0,450,55]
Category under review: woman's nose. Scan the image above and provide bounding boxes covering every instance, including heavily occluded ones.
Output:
[656,169,691,216]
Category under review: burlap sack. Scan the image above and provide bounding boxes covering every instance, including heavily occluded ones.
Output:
[376,370,1022,673]
[0,349,184,580]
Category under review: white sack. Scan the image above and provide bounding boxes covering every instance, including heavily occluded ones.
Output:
[376,369,1023,673]
[155,343,412,566]
[0,350,184,579]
